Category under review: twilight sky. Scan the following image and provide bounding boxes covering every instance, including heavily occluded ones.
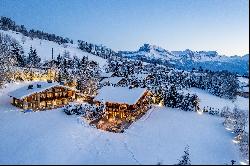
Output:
[0,0,249,56]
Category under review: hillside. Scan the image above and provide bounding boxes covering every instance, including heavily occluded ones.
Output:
[0,82,241,165]
[0,30,107,68]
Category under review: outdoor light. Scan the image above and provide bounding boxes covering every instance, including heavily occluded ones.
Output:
[197,109,203,115]
[232,139,239,144]
[240,161,248,165]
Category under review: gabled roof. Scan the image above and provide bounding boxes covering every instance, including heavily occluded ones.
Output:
[241,86,249,93]
[100,72,113,78]
[8,81,77,99]
[100,77,123,84]
[130,73,149,80]
[94,86,147,105]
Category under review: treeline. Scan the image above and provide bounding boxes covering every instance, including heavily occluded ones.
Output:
[106,57,239,100]
[222,106,249,161]
[189,70,239,99]
[0,16,118,59]
[78,40,117,59]
[0,32,41,68]
[0,16,73,45]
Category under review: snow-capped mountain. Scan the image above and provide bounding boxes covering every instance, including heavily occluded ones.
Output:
[120,44,249,75]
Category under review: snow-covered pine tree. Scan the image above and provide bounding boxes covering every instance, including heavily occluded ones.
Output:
[232,107,247,134]
[0,32,21,84]
[11,42,25,67]
[220,106,231,118]
[26,46,41,68]
[176,145,191,165]
[238,131,249,162]
[166,85,178,108]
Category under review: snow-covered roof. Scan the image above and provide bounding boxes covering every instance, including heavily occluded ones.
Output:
[8,81,76,99]
[100,72,113,78]
[94,86,147,105]
[241,87,249,93]
[133,74,149,80]
[100,77,123,84]
[238,77,249,87]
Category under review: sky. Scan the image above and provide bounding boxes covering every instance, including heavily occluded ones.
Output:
[0,0,249,56]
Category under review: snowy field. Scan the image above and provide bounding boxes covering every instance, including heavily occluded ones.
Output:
[0,83,242,164]
[182,87,249,112]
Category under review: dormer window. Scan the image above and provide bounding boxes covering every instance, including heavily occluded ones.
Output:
[28,85,33,89]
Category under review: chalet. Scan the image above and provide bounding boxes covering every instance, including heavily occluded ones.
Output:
[8,81,78,111]
[99,72,113,81]
[94,86,151,119]
[237,86,249,98]
[88,61,98,69]
[100,77,124,86]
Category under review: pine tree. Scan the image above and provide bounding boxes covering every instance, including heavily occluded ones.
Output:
[11,42,25,67]
[166,85,178,107]
[176,145,191,165]
[27,46,41,68]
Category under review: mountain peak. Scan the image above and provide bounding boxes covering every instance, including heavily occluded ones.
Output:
[138,43,167,53]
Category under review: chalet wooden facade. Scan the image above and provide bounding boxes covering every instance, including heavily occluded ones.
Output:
[94,86,151,120]
[237,86,249,98]
[8,82,78,111]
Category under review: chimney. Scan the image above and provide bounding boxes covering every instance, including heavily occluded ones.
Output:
[52,48,54,60]
[28,85,33,90]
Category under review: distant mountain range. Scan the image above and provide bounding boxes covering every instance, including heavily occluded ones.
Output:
[119,44,249,75]
[1,15,248,76]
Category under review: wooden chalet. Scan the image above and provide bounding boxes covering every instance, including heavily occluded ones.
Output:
[8,81,78,111]
[94,86,151,120]
[237,86,249,98]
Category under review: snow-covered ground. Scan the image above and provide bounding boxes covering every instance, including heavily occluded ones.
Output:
[0,83,242,164]
[0,30,107,67]
[182,88,249,111]
[238,77,249,87]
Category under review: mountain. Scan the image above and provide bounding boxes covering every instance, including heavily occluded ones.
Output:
[119,44,249,76]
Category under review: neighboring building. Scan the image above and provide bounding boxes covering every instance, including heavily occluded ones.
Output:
[100,77,124,86]
[237,86,249,98]
[237,76,249,98]
[8,81,78,111]
[130,73,155,87]
[94,86,151,119]
[99,72,114,81]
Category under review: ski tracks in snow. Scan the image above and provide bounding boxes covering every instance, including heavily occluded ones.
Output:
[123,140,141,165]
